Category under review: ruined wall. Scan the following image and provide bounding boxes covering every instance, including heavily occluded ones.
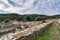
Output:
[16,22,53,40]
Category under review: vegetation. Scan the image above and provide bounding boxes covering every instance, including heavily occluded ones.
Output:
[0,13,19,22]
[0,14,60,22]
[34,22,60,40]
[16,16,23,21]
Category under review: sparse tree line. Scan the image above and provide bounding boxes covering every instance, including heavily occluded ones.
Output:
[0,15,47,22]
[16,16,47,21]
[0,13,60,22]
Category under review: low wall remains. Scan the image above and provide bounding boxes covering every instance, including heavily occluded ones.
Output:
[12,21,53,40]
[0,21,54,40]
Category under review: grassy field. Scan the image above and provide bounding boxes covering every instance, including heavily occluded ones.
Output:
[34,22,60,40]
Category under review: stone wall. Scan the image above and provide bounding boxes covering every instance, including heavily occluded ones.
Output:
[15,21,53,40]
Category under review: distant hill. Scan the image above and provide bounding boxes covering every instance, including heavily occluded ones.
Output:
[0,13,19,22]
[0,13,60,22]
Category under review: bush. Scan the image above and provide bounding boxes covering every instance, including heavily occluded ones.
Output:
[23,16,32,21]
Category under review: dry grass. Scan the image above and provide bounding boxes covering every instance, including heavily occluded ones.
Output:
[34,21,60,40]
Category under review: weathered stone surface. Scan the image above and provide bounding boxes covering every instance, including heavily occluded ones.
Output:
[0,21,54,40]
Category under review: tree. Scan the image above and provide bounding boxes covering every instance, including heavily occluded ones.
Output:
[35,16,41,21]
[4,19,10,23]
[35,16,47,21]
[16,16,23,21]
[23,16,32,21]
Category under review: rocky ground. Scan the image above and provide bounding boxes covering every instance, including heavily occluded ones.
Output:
[0,19,59,40]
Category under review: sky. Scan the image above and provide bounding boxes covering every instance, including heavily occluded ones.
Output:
[0,0,60,16]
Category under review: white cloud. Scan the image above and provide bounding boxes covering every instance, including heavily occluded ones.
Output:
[0,0,60,15]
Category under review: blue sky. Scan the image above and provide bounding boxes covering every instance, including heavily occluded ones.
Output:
[0,0,60,15]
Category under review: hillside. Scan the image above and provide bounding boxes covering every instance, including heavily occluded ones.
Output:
[0,14,60,22]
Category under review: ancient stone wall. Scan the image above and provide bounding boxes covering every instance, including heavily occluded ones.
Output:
[16,22,53,40]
